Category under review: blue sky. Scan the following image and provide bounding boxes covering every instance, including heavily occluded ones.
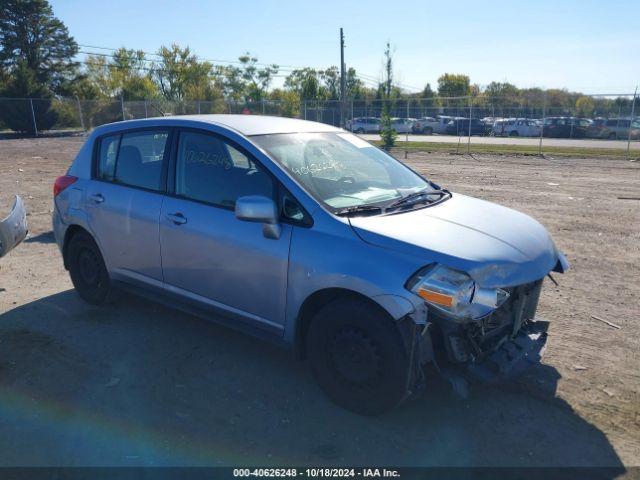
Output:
[50,0,639,94]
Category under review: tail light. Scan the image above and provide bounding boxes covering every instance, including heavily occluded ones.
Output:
[54,175,78,197]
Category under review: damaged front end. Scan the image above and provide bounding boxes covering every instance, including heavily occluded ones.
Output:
[0,196,28,258]
[405,262,565,391]
[435,279,549,384]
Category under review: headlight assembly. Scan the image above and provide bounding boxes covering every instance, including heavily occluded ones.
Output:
[406,264,509,321]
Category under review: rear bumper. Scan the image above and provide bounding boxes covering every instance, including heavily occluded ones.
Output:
[466,318,548,384]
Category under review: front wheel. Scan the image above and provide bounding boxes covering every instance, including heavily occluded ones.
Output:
[306,297,411,415]
[66,231,112,304]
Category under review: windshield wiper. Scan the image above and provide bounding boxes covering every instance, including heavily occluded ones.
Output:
[387,188,450,210]
[335,205,384,217]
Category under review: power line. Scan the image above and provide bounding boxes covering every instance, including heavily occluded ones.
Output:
[77,42,422,92]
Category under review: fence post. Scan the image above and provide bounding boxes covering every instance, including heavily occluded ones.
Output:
[29,98,38,136]
[539,92,546,156]
[197,100,201,114]
[75,97,85,131]
[405,99,409,158]
[120,96,125,120]
[144,100,148,118]
[303,100,307,120]
[627,87,637,160]
[467,96,472,154]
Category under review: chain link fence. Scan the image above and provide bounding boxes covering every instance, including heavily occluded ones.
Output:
[1,93,638,156]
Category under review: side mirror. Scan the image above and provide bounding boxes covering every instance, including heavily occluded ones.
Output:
[235,195,281,240]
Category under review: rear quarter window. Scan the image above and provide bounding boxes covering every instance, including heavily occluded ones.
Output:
[97,135,120,181]
[114,130,169,191]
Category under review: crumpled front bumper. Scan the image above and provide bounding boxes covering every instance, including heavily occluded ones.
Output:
[465,318,549,384]
[0,195,28,258]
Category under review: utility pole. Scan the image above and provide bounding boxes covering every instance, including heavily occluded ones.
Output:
[340,28,346,128]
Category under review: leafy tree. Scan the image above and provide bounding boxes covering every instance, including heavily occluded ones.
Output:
[284,68,323,101]
[0,61,57,133]
[379,42,397,149]
[421,83,435,98]
[269,88,300,117]
[219,53,278,103]
[0,0,78,94]
[575,96,595,118]
[346,67,365,99]
[437,73,470,98]
[153,44,220,102]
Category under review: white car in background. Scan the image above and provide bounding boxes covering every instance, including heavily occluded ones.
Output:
[412,117,439,134]
[493,118,541,137]
[347,117,381,134]
[390,118,414,134]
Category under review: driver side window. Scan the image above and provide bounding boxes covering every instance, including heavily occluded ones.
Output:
[175,131,274,208]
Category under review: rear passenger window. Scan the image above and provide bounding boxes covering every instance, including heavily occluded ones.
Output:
[175,131,274,208]
[97,135,120,181]
[114,130,169,191]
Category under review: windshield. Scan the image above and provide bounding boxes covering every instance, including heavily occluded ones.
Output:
[252,132,433,211]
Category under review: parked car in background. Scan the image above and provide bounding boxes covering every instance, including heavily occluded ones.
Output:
[586,118,607,138]
[493,118,541,137]
[481,117,498,135]
[412,117,439,134]
[542,117,592,138]
[53,115,568,415]
[0,195,27,258]
[445,118,485,136]
[347,117,381,134]
[433,116,459,134]
[390,117,414,134]
[600,118,637,140]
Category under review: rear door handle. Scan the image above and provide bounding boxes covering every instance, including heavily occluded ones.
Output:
[166,212,187,225]
[89,193,104,204]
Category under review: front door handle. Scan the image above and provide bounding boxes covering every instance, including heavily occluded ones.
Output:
[89,193,104,204]
[166,212,187,225]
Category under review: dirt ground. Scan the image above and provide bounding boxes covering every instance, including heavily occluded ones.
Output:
[0,136,638,469]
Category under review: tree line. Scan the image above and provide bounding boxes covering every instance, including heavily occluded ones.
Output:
[0,0,635,133]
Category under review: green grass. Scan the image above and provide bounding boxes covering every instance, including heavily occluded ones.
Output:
[372,140,640,160]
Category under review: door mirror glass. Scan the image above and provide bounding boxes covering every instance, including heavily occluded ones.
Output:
[235,195,281,239]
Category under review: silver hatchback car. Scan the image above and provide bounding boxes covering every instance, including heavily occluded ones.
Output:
[53,115,568,414]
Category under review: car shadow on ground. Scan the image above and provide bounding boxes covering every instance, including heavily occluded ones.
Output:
[24,231,56,244]
[0,289,626,472]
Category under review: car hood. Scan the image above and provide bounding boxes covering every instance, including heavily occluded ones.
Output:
[348,193,564,288]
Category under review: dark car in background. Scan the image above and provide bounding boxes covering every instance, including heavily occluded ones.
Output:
[445,118,485,136]
[542,117,592,138]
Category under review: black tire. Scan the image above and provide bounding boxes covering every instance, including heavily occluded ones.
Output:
[306,297,410,415]
[608,132,616,140]
[66,231,112,305]
[356,128,365,134]
[424,127,433,135]
[509,130,519,137]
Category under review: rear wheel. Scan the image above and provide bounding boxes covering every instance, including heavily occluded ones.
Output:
[356,128,365,134]
[66,231,112,304]
[306,297,411,415]
[509,130,519,137]
[608,132,617,140]
[424,127,433,135]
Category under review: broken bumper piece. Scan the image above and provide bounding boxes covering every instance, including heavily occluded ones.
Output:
[466,318,549,384]
[0,195,28,258]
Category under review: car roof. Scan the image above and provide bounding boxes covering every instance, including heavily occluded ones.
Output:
[95,114,341,136]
